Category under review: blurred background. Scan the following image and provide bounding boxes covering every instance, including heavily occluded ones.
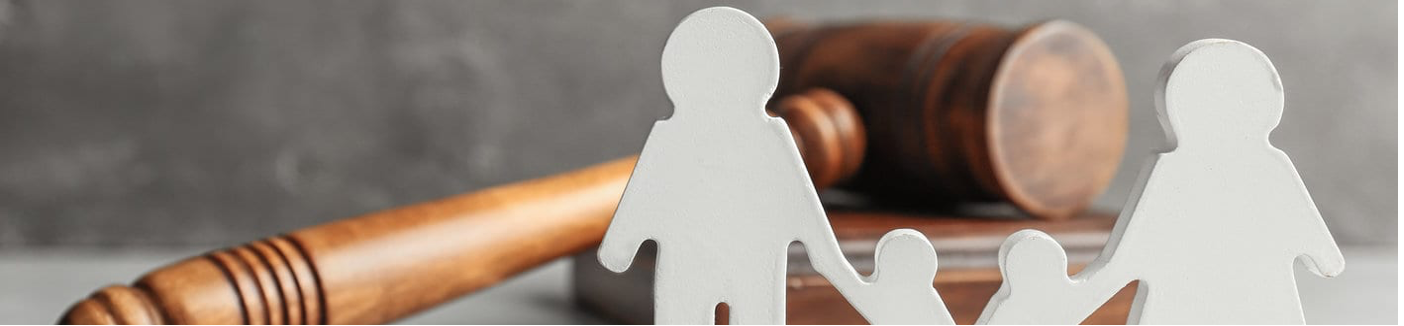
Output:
[0,0,1396,324]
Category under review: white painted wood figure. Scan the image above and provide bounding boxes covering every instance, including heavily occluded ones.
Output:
[596,7,953,325]
[978,39,1345,325]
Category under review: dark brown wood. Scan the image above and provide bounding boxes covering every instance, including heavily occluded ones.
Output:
[770,19,1129,220]
[572,211,1136,324]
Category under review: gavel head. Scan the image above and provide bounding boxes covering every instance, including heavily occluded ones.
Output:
[768,19,1129,220]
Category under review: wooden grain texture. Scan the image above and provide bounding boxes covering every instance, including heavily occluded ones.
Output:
[61,157,637,325]
[770,19,1128,220]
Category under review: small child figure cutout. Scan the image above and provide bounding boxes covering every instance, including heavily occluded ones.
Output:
[979,39,1345,324]
[597,7,954,325]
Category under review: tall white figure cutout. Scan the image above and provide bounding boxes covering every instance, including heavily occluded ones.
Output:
[597,7,954,325]
[978,39,1345,325]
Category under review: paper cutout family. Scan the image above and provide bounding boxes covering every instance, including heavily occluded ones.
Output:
[597,7,1343,325]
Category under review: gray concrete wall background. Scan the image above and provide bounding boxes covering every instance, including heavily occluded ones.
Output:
[0,0,1395,248]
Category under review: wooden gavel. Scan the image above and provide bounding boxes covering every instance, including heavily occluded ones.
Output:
[61,19,1127,325]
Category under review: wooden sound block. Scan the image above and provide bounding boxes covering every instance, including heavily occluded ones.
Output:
[571,210,1136,324]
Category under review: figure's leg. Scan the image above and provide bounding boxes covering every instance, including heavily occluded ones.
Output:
[655,284,717,324]
[655,278,720,324]
[727,264,786,325]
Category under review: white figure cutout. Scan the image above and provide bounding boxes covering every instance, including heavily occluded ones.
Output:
[978,39,1346,325]
[597,7,954,325]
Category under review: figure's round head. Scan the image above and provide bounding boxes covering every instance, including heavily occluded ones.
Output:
[998,229,1070,287]
[872,229,938,282]
[661,7,780,114]
[1156,39,1284,147]
[979,230,1075,324]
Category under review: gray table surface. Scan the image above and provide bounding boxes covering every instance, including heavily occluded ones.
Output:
[1,247,1396,324]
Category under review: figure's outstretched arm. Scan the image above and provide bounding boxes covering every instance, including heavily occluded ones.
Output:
[598,171,664,272]
[597,133,669,273]
[1294,213,1345,278]
[795,206,864,288]
[1277,154,1345,278]
[598,219,652,273]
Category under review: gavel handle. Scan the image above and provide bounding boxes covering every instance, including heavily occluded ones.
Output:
[61,157,637,325]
